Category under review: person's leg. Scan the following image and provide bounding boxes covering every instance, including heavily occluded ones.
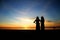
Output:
[41,23,44,30]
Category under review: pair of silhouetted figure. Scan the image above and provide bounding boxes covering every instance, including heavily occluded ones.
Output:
[34,16,45,31]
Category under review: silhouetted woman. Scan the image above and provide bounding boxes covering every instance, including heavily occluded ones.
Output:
[41,16,45,30]
[34,16,40,30]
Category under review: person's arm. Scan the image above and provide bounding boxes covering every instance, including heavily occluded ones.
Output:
[33,20,36,23]
[44,19,45,22]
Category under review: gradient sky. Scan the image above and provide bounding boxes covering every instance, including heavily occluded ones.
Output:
[0,0,60,29]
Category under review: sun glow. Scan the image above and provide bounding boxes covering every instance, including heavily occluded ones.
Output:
[17,17,34,27]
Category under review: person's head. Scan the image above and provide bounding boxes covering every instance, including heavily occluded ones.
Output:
[41,16,44,19]
[36,16,39,20]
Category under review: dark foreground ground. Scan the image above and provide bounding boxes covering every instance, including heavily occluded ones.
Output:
[0,29,60,32]
[0,29,60,37]
[0,27,60,38]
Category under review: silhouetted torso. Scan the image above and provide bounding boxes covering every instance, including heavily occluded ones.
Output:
[41,16,45,30]
[34,16,40,31]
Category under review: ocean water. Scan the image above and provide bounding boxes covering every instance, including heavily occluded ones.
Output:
[0,26,60,30]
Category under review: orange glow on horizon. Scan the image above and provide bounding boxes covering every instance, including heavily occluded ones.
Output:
[0,18,60,30]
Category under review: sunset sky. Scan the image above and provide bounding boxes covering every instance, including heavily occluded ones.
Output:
[0,0,60,30]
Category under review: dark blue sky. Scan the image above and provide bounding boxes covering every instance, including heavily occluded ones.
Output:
[0,0,60,24]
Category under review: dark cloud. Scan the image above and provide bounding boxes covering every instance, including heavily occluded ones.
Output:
[46,20,54,22]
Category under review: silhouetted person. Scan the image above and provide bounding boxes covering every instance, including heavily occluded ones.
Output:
[41,16,45,30]
[34,16,40,31]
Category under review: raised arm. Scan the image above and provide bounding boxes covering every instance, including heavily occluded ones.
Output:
[33,20,36,23]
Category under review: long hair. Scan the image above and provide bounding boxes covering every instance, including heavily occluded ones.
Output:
[36,16,40,20]
[41,16,44,22]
